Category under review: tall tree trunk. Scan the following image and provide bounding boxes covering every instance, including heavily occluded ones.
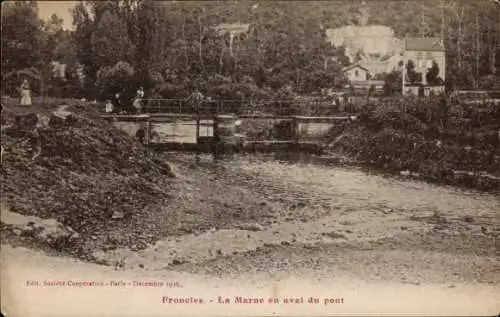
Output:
[457,16,462,72]
[296,69,300,93]
[181,6,189,72]
[440,1,445,41]
[490,9,500,75]
[475,13,480,88]
[219,47,224,74]
[451,3,465,85]
[198,15,204,75]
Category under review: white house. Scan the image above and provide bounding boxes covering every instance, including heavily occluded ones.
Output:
[50,61,67,80]
[403,37,446,96]
[343,64,369,81]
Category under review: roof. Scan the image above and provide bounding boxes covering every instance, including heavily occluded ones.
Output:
[342,64,369,72]
[405,37,445,51]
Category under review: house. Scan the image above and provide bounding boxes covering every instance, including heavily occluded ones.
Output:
[403,37,446,96]
[50,61,67,80]
[342,63,385,91]
[343,64,369,82]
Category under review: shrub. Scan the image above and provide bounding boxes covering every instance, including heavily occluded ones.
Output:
[94,61,136,103]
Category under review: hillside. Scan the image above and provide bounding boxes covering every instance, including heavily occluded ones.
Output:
[325,25,404,61]
[5,0,498,103]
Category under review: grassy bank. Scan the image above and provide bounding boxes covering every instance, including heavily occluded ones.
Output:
[328,98,500,192]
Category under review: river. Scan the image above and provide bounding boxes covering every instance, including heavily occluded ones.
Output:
[91,152,499,280]
[2,153,499,316]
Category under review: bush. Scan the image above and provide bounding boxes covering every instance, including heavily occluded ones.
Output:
[333,97,500,191]
[94,61,136,103]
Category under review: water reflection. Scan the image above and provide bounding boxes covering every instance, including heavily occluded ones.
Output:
[273,152,322,165]
[186,151,344,169]
[167,152,500,218]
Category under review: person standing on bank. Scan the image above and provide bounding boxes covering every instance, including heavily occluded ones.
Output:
[20,79,32,106]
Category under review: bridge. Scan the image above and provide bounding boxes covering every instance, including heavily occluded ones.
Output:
[102,98,358,153]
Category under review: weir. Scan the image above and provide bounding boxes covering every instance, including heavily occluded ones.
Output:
[102,113,354,154]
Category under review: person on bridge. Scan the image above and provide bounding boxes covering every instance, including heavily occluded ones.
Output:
[19,79,32,106]
[133,86,145,114]
[112,92,122,113]
[187,87,205,114]
[105,99,114,114]
[187,86,205,142]
[331,94,340,113]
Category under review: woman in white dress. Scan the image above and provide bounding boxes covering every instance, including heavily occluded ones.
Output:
[19,79,32,106]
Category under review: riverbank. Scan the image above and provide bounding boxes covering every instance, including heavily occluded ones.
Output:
[1,100,175,259]
[323,99,500,193]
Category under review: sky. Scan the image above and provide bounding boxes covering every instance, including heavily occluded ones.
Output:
[37,1,76,30]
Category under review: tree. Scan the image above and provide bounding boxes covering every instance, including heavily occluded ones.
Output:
[426,60,442,85]
[1,1,43,93]
[38,13,74,98]
[383,69,402,96]
[94,61,135,101]
[405,60,422,85]
[37,0,499,99]
[91,10,132,68]
[72,1,97,97]
[134,0,163,86]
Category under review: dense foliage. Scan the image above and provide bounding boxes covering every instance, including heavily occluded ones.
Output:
[1,0,499,102]
[337,98,500,190]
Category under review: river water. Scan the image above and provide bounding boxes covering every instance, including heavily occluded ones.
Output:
[170,152,500,212]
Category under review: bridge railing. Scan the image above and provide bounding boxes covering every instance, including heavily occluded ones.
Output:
[141,98,357,116]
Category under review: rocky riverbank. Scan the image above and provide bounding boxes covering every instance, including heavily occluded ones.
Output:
[1,100,174,259]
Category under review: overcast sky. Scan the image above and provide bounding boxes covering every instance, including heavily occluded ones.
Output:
[37,1,76,30]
